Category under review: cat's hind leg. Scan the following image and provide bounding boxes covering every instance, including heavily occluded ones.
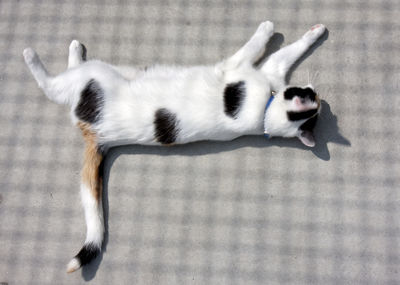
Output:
[69,40,142,81]
[23,48,75,105]
[67,122,104,273]
[68,40,87,69]
[218,21,274,71]
[261,24,326,89]
[23,48,50,90]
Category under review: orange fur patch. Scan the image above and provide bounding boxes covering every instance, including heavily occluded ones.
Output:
[78,122,103,202]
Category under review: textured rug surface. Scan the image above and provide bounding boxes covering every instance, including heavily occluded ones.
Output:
[1,0,399,284]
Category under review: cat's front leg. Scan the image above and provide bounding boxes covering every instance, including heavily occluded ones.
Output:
[218,21,274,71]
[261,24,326,88]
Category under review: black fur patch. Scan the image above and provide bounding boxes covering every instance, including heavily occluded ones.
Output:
[223,81,246,118]
[287,109,319,121]
[75,79,103,123]
[154,108,179,144]
[300,115,318,132]
[75,243,100,266]
[284,87,316,101]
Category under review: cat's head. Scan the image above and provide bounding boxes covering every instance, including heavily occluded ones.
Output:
[263,85,321,147]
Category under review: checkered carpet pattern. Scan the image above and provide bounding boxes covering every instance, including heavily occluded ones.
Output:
[1,0,400,284]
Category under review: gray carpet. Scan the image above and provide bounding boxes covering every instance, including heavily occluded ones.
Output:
[1,0,399,284]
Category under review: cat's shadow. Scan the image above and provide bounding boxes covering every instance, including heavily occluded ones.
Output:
[81,28,350,280]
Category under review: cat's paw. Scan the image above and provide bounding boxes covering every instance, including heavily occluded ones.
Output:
[23,47,38,65]
[69,39,81,51]
[257,21,274,38]
[303,24,326,42]
[69,40,87,60]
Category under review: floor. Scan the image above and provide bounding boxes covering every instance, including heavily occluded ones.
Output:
[1,0,400,284]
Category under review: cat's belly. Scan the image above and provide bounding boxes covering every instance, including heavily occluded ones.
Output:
[92,66,269,146]
[94,98,265,147]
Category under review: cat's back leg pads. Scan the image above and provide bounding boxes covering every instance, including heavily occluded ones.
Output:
[67,122,104,273]
[68,40,87,69]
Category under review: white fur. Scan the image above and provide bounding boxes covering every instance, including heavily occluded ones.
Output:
[80,183,104,246]
[68,40,85,68]
[66,258,80,273]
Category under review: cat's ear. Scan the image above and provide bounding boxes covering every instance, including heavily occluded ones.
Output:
[297,130,316,147]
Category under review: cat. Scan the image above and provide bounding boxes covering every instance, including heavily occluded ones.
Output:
[23,21,326,273]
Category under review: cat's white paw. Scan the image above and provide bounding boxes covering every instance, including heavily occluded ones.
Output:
[69,39,81,51]
[303,24,326,42]
[255,21,274,39]
[23,47,38,65]
[69,40,85,57]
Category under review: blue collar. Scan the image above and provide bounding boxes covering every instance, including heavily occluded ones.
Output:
[263,93,275,139]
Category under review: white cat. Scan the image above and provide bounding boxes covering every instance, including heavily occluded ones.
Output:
[23,21,326,273]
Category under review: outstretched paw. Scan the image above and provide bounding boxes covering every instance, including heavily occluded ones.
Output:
[256,21,274,38]
[23,48,39,65]
[69,40,87,61]
[303,24,326,42]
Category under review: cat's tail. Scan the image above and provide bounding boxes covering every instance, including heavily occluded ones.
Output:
[23,48,76,105]
[66,181,104,273]
[67,122,105,273]
[66,243,101,273]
